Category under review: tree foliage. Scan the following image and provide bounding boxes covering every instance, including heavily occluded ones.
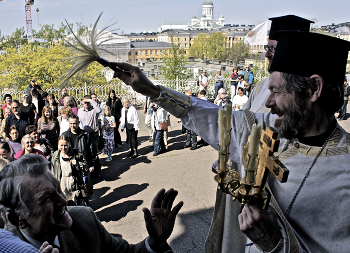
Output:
[189,33,208,59]
[0,43,106,90]
[189,32,226,60]
[225,41,250,63]
[206,32,226,60]
[160,36,189,80]
[0,22,107,90]
[0,27,28,48]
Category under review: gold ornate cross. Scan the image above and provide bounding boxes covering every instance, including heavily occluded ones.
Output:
[240,127,289,209]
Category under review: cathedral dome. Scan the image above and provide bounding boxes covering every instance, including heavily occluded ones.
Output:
[219,14,224,18]
[203,0,213,5]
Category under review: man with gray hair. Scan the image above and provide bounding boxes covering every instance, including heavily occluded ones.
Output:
[0,154,183,253]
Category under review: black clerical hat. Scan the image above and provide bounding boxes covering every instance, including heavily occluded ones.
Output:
[269,15,314,39]
[270,31,350,87]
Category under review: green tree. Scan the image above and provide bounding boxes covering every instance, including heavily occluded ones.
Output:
[225,41,250,63]
[0,27,28,48]
[160,36,189,80]
[0,43,106,90]
[206,32,226,60]
[189,33,208,59]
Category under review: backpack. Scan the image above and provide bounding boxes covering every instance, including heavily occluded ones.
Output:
[197,74,202,86]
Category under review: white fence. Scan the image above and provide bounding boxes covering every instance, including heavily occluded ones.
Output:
[2,75,265,106]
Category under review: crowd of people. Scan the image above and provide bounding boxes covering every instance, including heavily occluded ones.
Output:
[0,85,151,206]
[1,13,350,253]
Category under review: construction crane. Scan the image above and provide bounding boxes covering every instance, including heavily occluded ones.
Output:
[25,0,34,42]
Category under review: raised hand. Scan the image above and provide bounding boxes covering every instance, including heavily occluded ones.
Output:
[111,62,161,99]
[143,188,184,252]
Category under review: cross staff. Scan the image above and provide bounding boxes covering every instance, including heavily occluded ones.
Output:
[241,127,289,209]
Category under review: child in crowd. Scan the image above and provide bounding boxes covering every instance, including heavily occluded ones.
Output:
[101,106,116,162]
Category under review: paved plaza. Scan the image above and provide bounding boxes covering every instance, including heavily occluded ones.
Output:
[90,105,350,253]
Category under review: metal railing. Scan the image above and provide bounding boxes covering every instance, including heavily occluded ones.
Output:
[2,75,265,106]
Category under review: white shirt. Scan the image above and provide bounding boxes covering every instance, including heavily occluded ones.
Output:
[120,105,139,131]
[232,94,248,110]
[32,97,39,113]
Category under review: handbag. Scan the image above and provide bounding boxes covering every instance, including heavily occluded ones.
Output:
[159,121,168,130]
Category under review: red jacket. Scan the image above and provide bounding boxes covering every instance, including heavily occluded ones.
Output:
[14,148,46,159]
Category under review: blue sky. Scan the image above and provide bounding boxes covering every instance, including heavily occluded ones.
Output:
[0,0,349,37]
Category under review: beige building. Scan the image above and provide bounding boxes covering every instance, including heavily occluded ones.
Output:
[128,41,171,65]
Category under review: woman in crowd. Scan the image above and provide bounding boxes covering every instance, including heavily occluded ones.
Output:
[37,106,60,150]
[14,134,45,159]
[51,135,87,206]
[0,107,11,141]
[47,94,58,118]
[120,98,139,158]
[106,89,123,149]
[101,106,116,162]
[214,69,224,99]
[0,141,15,162]
[63,96,78,115]
[20,93,36,124]
[58,106,74,136]
[25,125,54,161]
[7,125,22,157]
[1,94,12,120]
[229,67,239,101]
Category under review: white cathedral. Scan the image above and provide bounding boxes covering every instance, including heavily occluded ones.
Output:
[158,0,225,32]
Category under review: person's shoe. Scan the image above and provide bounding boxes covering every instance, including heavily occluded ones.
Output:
[118,144,122,149]
[190,146,197,150]
[159,148,167,154]
[131,153,138,158]
[106,157,112,162]
[183,144,191,149]
[153,153,158,156]
[148,137,153,142]
[127,151,133,157]
[198,139,204,144]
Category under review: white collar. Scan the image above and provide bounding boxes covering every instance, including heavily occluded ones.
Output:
[20,229,60,249]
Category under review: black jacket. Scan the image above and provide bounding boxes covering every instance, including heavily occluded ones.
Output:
[5,113,31,140]
[106,98,123,121]
[62,129,95,168]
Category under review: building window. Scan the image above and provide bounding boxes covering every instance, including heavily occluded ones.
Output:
[135,51,138,55]
[150,50,153,55]
[140,51,143,55]
[155,50,158,55]
[185,43,188,48]
[145,50,148,55]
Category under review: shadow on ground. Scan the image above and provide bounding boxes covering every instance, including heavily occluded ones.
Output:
[170,208,214,253]
[94,200,144,222]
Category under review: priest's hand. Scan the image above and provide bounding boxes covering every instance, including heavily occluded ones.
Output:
[112,62,161,99]
[238,203,282,252]
[143,188,184,252]
[39,241,59,253]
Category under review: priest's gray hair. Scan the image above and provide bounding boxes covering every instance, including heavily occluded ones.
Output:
[0,154,49,220]
[281,72,343,115]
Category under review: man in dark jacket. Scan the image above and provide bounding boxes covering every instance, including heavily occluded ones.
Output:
[5,100,31,140]
[25,79,42,95]
[63,116,95,173]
